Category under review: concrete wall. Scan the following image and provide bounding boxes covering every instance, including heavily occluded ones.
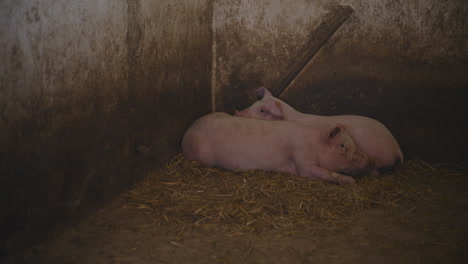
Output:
[0,0,212,250]
[213,0,468,165]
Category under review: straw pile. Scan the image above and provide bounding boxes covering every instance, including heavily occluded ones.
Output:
[122,154,453,236]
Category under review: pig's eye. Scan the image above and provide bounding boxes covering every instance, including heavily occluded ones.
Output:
[260,109,264,112]
[340,144,345,148]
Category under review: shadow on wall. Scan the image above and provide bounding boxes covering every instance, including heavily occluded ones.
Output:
[0,0,213,254]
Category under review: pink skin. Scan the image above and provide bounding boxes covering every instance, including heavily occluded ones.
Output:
[235,87,403,173]
[182,112,376,185]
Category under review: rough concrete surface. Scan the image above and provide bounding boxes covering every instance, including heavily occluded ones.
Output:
[0,0,212,253]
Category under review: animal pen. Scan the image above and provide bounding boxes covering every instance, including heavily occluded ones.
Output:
[1,1,467,263]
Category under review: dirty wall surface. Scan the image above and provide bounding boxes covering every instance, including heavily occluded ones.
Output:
[0,0,212,252]
[212,0,468,165]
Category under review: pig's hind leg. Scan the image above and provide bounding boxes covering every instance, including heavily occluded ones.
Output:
[298,164,355,185]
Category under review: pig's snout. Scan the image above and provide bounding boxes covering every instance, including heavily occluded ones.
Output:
[365,157,376,172]
[353,151,376,173]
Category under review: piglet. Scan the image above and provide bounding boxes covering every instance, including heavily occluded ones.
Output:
[235,87,403,173]
[182,112,376,185]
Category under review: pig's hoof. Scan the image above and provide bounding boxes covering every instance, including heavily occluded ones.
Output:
[330,172,355,185]
[339,176,355,185]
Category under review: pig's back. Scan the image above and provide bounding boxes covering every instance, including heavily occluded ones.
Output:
[181,113,229,161]
[182,113,296,174]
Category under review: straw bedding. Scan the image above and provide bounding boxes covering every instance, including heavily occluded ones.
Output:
[17,154,466,263]
[123,154,454,235]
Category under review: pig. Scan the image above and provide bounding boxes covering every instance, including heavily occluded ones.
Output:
[182,112,377,185]
[235,87,403,174]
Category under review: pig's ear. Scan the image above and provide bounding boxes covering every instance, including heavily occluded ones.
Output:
[264,98,284,119]
[329,127,341,138]
[255,87,273,100]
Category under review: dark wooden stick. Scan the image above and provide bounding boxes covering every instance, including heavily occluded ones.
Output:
[272,5,354,97]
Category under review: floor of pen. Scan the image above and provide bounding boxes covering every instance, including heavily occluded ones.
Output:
[14,155,468,264]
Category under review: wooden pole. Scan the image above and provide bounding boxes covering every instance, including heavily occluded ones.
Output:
[272,5,354,97]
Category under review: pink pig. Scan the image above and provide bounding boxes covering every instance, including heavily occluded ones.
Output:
[235,87,403,173]
[182,112,377,185]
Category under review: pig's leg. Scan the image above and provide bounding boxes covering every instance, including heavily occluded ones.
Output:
[298,164,355,185]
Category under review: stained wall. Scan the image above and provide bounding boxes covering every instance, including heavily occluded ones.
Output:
[0,0,212,250]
